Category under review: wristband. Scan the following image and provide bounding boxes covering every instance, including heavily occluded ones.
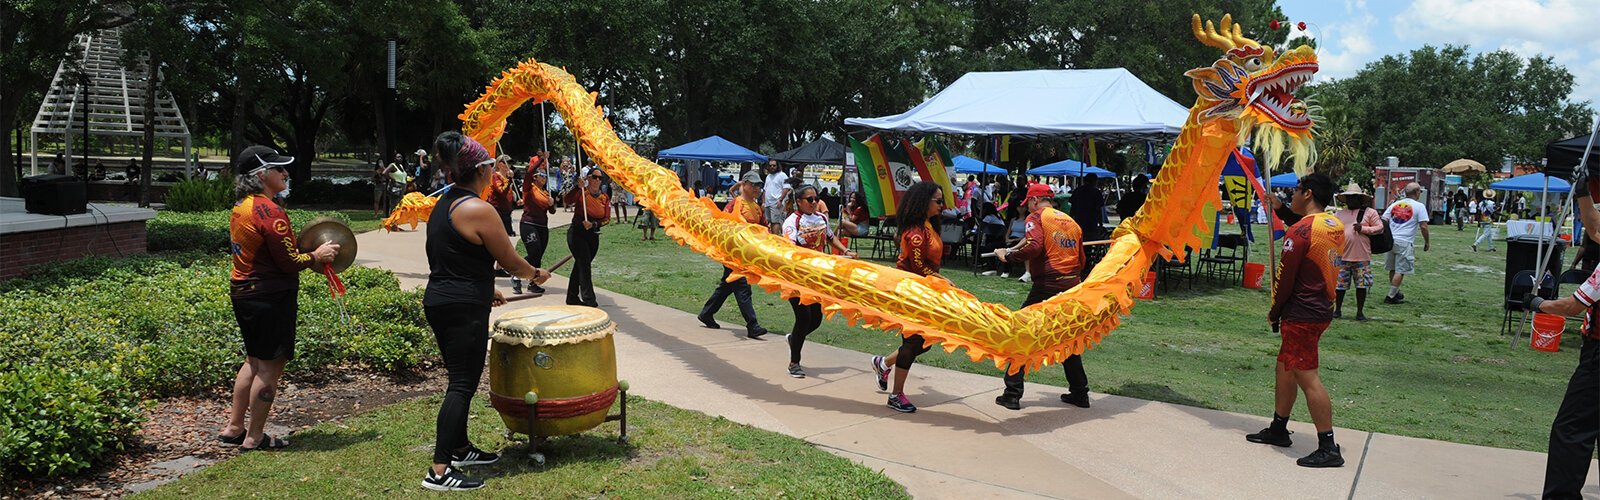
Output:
[1530,296,1546,311]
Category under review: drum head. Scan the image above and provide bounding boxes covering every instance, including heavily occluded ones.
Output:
[297,217,358,272]
[493,305,615,347]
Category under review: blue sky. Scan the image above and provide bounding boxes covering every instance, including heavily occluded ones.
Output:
[1278,0,1600,106]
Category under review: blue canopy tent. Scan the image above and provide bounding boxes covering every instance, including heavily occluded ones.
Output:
[953,155,1005,175]
[1488,173,1571,193]
[657,135,768,162]
[1268,172,1298,188]
[1027,159,1115,177]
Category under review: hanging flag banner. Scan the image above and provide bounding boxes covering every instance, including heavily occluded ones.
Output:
[848,135,889,217]
[914,136,958,208]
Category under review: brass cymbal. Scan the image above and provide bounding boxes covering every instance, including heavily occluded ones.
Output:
[297,217,358,273]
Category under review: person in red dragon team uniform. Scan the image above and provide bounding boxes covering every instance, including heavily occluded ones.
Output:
[1245,172,1348,468]
[217,145,340,452]
[991,183,1088,410]
[870,181,947,413]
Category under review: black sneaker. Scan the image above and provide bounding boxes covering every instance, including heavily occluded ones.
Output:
[994,395,1021,410]
[1060,392,1090,408]
[528,284,546,294]
[449,446,499,467]
[422,466,485,491]
[697,313,720,329]
[788,363,806,379]
[1245,427,1293,447]
[871,356,890,391]
[888,393,917,413]
[511,279,523,295]
[1297,445,1345,468]
[1382,295,1405,304]
[746,326,768,339]
[1332,310,1342,319]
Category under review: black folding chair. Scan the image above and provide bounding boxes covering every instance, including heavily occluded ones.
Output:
[1503,270,1558,336]
[1200,234,1248,285]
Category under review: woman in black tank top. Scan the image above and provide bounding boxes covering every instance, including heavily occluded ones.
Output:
[419,132,551,492]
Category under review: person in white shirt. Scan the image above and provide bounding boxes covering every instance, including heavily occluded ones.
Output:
[1381,182,1431,304]
[762,160,790,234]
[1473,195,1498,252]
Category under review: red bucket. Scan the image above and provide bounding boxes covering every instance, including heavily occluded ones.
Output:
[1242,262,1266,289]
[1136,271,1156,300]
[1532,313,1565,352]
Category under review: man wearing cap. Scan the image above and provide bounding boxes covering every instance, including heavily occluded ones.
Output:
[695,171,770,339]
[1332,183,1384,320]
[513,152,556,295]
[1381,182,1430,304]
[992,182,1088,410]
[219,145,340,452]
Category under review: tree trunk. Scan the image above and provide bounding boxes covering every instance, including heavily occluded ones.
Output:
[0,97,17,197]
[140,50,161,208]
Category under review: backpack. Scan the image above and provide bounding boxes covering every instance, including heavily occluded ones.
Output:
[1366,207,1394,254]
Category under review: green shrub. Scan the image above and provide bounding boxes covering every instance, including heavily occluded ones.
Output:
[0,363,144,477]
[147,209,350,253]
[164,177,233,212]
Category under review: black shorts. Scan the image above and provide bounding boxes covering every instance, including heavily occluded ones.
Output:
[232,290,298,361]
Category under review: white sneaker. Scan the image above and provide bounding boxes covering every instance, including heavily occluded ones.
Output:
[1000,273,1010,279]
[980,270,998,276]
[1019,272,1032,283]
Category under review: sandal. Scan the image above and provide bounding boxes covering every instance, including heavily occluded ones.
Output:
[217,432,246,445]
[240,434,290,452]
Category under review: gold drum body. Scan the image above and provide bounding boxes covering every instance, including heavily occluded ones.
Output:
[487,305,618,437]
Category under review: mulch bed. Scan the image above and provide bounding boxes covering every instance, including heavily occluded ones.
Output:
[4,366,446,499]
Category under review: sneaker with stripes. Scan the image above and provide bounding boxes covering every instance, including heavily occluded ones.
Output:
[422,466,485,491]
[449,446,500,467]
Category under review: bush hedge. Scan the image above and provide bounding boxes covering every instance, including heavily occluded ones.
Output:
[164,178,232,212]
[0,363,143,477]
[0,253,430,478]
[147,209,350,253]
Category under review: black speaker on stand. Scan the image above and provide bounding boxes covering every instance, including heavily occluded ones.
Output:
[21,174,87,216]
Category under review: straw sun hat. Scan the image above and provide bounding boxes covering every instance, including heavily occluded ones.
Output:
[1336,183,1372,204]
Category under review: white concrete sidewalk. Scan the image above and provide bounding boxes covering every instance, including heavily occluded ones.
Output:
[355,219,1600,499]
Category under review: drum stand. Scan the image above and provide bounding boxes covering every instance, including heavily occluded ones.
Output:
[508,382,630,465]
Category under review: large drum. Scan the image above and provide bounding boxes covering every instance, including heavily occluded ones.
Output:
[487,305,621,438]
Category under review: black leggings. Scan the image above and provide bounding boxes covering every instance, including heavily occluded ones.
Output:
[424,302,491,464]
[566,226,600,305]
[787,298,823,364]
[895,334,932,369]
[519,222,549,268]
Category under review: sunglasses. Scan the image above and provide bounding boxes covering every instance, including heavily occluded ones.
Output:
[801,196,819,202]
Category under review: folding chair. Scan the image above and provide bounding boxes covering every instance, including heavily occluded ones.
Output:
[1200,234,1248,285]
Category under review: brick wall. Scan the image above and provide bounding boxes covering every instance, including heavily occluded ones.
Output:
[0,221,148,279]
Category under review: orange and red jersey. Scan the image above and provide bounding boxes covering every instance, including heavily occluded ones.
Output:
[896,222,943,276]
[1270,212,1346,323]
[521,178,554,226]
[229,195,314,298]
[563,188,611,228]
[725,195,765,226]
[1010,207,1084,290]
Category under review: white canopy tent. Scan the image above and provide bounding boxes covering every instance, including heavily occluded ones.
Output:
[844,68,1188,141]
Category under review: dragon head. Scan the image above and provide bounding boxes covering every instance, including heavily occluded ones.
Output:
[1187,14,1320,175]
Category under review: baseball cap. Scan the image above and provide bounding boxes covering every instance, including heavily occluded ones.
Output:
[1026,183,1054,199]
[742,171,762,184]
[237,145,293,175]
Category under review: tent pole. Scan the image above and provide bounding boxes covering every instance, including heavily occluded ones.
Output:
[1524,177,1553,348]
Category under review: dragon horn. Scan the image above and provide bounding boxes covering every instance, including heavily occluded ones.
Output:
[1191,14,1236,51]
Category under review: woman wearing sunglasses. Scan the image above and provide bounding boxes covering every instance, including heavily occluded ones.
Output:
[780,184,856,378]
[870,181,947,413]
[419,132,552,491]
[220,145,340,453]
[563,166,611,307]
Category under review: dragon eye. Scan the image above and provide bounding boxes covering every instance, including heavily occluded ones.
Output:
[1243,57,1263,71]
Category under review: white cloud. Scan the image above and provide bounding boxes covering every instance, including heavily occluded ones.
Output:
[1313,13,1378,81]
[1394,0,1600,46]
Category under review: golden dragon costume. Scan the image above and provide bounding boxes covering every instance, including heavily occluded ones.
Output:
[447,14,1318,375]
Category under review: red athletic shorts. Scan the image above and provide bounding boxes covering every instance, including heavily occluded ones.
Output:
[1277,320,1330,370]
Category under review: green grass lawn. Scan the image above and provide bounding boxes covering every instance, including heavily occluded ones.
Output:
[530,214,1582,452]
[143,395,907,498]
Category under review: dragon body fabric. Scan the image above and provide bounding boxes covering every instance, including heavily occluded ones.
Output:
[455,14,1317,375]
